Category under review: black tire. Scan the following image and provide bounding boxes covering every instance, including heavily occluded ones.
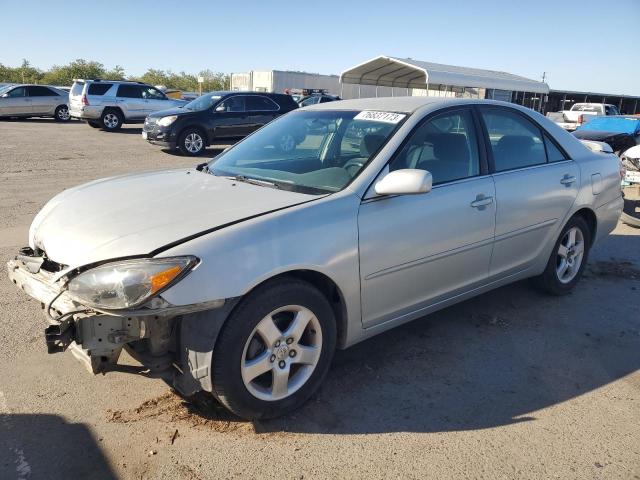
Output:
[100,109,123,131]
[532,216,591,295]
[54,105,70,122]
[621,187,640,228]
[87,121,101,128]
[178,128,206,156]
[211,278,337,420]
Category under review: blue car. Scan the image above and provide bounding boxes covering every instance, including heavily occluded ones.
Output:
[573,116,640,154]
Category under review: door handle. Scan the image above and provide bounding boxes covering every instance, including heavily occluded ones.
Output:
[560,174,576,186]
[470,194,494,209]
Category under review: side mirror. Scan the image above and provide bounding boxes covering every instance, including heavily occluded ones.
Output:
[0,93,8,98]
[374,169,433,196]
[215,105,225,112]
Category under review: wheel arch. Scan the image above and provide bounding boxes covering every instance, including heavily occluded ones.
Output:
[179,124,209,146]
[571,207,597,243]
[232,269,349,349]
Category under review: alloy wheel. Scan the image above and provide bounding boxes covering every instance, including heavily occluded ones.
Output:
[241,305,322,401]
[57,106,70,121]
[184,133,203,153]
[103,113,119,129]
[556,226,585,284]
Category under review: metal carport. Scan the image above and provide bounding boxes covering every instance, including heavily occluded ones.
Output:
[340,55,549,110]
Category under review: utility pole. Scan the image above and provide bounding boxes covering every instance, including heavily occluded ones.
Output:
[542,72,546,83]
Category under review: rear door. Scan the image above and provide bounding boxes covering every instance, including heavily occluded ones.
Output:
[115,84,145,119]
[0,86,30,115]
[478,106,579,277]
[244,95,280,133]
[26,86,61,115]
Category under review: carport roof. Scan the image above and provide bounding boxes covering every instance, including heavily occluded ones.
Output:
[340,55,550,94]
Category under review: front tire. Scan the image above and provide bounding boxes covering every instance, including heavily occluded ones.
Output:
[211,278,336,420]
[54,105,70,122]
[532,216,591,295]
[178,128,206,156]
[87,120,101,128]
[101,109,123,131]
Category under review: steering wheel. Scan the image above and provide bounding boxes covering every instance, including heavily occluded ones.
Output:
[343,159,365,177]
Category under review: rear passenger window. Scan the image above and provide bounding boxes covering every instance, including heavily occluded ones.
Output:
[481,109,547,172]
[88,83,112,95]
[245,96,279,111]
[544,134,568,162]
[117,84,143,98]
[28,86,58,96]
[390,109,480,185]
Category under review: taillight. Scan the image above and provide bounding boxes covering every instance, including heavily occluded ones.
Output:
[81,94,89,106]
[620,157,627,181]
[578,114,584,125]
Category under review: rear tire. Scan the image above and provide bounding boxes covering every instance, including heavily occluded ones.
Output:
[621,186,640,228]
[178,128,206,156]
[54,105,70,122]
[100,109,123,131]
[532,216,591,295]
[211,278,336,420]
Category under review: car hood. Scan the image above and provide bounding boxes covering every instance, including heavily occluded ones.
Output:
[147,106,194,118]
[29,169,316,269]
[572,130,630,141]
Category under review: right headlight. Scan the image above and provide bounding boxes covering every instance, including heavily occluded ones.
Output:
[67,256,198,310]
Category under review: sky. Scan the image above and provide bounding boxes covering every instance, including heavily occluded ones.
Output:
[1,0,639,95]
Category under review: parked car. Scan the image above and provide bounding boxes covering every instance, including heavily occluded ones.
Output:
[68,79,187,131]
[298,93,341,107]
[572,116,640,154]
[0,84,70,121]
[7,98,622,420]
[547,103,620,131]
[620,145,640,227]
[143,91,298,155]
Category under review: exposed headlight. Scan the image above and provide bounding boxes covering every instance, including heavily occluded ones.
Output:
[67,256,197,310]
[157,115,178,127]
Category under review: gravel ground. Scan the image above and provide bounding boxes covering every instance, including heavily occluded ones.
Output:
[0,119,639,480]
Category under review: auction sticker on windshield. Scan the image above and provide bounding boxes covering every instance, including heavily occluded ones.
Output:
[354,111,406,123]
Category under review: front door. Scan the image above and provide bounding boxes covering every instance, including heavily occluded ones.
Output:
[213,96,250,139]
[477,106,580,277]
[1,86,31,115]
[358,108,496,328]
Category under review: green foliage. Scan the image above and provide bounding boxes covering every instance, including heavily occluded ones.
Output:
[0,59,229,92]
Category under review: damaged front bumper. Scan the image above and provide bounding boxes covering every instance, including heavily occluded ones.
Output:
[7,253,228,394]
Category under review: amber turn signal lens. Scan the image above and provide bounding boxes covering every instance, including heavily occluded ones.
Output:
[150,265,183,294]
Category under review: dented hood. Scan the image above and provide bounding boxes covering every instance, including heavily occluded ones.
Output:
[29,168,314,269]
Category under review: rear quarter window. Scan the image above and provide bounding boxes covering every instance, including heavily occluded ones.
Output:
[70,82,85,96]
[88,83,113,95]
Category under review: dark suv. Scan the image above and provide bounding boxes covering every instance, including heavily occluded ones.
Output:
[143,91,298,155]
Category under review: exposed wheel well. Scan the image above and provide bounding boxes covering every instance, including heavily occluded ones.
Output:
[247,270,348,349]
[572,208,597,242]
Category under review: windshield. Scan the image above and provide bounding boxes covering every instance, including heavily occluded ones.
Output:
[578,117,640,134]
[0,84,15,94]
[571,104,603,113]
[209,110,406,194]
[184,93,223,111]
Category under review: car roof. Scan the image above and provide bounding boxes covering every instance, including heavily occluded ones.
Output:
[302,96,505,113]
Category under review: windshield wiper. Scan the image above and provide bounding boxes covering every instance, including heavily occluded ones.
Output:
[195,162,209,172]
[233,175,280,190]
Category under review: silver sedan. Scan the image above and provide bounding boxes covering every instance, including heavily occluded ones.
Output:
[0,84,70,121]
[7,97,623,419]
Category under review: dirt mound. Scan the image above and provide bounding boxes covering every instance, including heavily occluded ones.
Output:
[107,391,252,433]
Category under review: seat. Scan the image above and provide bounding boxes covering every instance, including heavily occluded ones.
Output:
[493,135,535,171]
[360,134,386,157]
[416,133,471,184]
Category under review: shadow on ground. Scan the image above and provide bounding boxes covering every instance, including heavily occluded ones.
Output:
[150,234,640,435]
[0,414,116,479]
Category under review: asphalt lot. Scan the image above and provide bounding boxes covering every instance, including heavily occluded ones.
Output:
[0,119,639,480]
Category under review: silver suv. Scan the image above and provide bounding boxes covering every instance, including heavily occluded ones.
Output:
[69,80,186,131]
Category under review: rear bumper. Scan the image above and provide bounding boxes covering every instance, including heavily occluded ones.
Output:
[69,105,102,120]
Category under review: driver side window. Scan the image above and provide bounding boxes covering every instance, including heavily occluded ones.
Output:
[389,109,480,185]
[7,87,26,98]
[142,87,166,100]
[217,96,246,112]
